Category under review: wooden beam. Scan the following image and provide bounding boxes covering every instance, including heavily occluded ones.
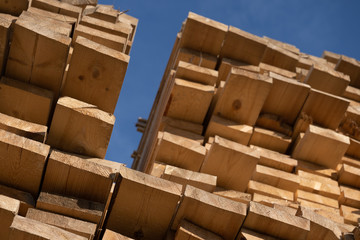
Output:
[338,164,360,189]
[0,195,20,239]
[322,50,341,65]
[249,127,292,154]
[247,180,294,201]
[252,193,298,209]
[243,201,310,240]
[340,185,360,209]
[299,177,340,200]
[213,187,252,205]
[261,42,299,72]
[175,60,218,85]
[83,5,118,23]
[161,125,204,144]
[347,138,360,159]
[172,185,247,240]
[106,166,182,240]
[296,160,337,179]
[336,55,360,88]
[27,6,77,25]
[0,184,34,217]
[31,0,82,20]
[218,58,260,85]
[296,190,339,209]
[201,136,260,191]
[175,47,218,70]
[340,205,360,226]
[47,96,115,159]
[239,228,279,240]
[103,229,134,240]
[263,36,300,55]
[0,0,28,16]
[175,220,223,240]
[0,13,16,76]
[259,62,297,79]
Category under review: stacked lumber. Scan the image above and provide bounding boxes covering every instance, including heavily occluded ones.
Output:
[132,11,360,240]
[0,1,138,239]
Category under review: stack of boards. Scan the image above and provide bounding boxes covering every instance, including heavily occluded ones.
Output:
[133,12,360,240]
[0,0,140,239]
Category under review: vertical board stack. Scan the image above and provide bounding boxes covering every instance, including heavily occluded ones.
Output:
[131,12,360,239]
[0,0,138,239]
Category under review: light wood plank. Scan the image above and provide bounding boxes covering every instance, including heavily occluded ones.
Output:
[175,220,223,240]
[0,195,20,240]
[249,127,291,154]
[247,180,294,201]
[175,60,218,85]
[0,184,34,217]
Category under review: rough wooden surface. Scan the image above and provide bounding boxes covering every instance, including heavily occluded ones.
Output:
[336,55,360,88]
[338,164,360,188]
[0,195,20,240]
[340,185,360,209]
[103,229,134,240]
[175,60,218,85]
[160,116,203,135]
[218,58,260,85]
[0,13,16,75]
[27,7,77,25]
[175,47,217,70]
[175,220,223,240]
[261,42,299,72]
[0,184,34,216]
[239,228,279,240]
[83,5,118,23]
[249,127,291,154]
[340,205,360,225]
[247,180,294,201]
[0,0,28,16]
[213,187,252,206]
[31,0,82,20]
[296,190,339,209]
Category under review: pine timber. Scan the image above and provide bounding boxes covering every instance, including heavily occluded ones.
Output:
[212,187,252,206]
[292,125,350,169]
[0,195,20,240]
[174,220,223,240]
[243,201,310,240]
[201,136,260,191]
[340,185,360,209]
[106,166,182,240]
[160,125,204,144]
[150,162,166,178]
[60,0,97,8]
[118,12,138,42]
[296,67,309,83]
[298,177,340,200]
[322,50,341,65]
[296,190,339,209]
[83,5,118,23]
[336,55,360,88]
[160,116,203,135]
[340,100,360,141]
[249,127,291,154]
[263,36,300,55]
[344,85,360,103]
[103,229,134,240]
[0,77,53,125]
[0,184,34,216]
[252,193,298,209]
[259,62,297,79]
[0,13,16,76]
[218,58,260,86]
[0,129,50,197]
[26,208,96,239]
[239,228,279,240]
[27,7,77,25]
[296,160,338,179]
[347,138,360,159]
[338,164,360,189]
[175,47,218,70]
[342,156,360,169]
[36,192,104,224]
[261,42,299,72]
[213,68,272,125]
[247,180,294,201]
[255,113,293,136]
[46,96,115,159]
[175,60,218,85]
[31,0,82,21]
[340,205,360,225]
[172,185,247,240]
[8,215,87,240]
[62,36,129,114]
[0,0,28,16]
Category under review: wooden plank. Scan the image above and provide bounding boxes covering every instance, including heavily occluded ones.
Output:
[255,113,293,136]
[27,7,77,25]
[213,187,252,205]
[247,180,294,201]
[296,190,339,209]
[347,138,360,159]
[336,55,360,88]
[0,195,20,240]
[261,72,310,125]
[175,220,223,240]
[299,177,340,200]
[201,136,260,191]
[338,164,360,189]
[0,112,47,143]
[292,125,350,169]
[261,42,299,72]
[0,14,16,76]
[243,201,310,240]
[5,11,71,99]
[26,208,96,239]
[296,67,309,83]
[218,58,260,86]
[42,149,116,204]
[305,63,350,96]
[160,116,203,135]
[239,228,279,240]
[296,206,342,240]
[340,100,360,141]
[179,12,227,56]
[251,146,298,173]
[150,162,166,177]
[103,229,134,240]
[0,0,28,16]
[37,192,104,224]
[298,89,350,130]
[83,5,118,23]
[340,185,360,209]
[172,185,247,240]
[73,24,126,52]
[252,193,298,209]
[162,165,217,192]
[31,0,82,20]
[342,156,360,169]
[0,77,53,125]
[0,129,50,197]
[0,184,34,216]
[344,85,360,103]
[60,0,97,8]
[296,160,338,179]
[259,62,297,79]
[213,68,272,125]
[340,205,360,225]
[62,36,129,114]
[118,13,138,41]
[106,166,182,240]
[175,47,218,70]
[252,164,300,192]
[220,26,268,66]
[161,125,204,144]
[205,115,253,145]
[249,127,291,154]
[322,50,341,65]
[47,96,115,159]
[263,36,300,55]
[9,215,87,240]
[297,170,338,186]
[154,131,206,171]
[175,60,218,85]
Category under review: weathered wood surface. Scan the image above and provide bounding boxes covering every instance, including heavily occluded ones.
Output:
[175,60,218,85]
[0,184,34,216]
[0,195,20,240]
[336,55,360,88]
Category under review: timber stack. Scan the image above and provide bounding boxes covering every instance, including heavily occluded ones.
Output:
[0,0,139,239]
[132,12,360,239]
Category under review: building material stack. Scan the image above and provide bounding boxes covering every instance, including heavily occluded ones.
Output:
[0,0,138,239]
[132,12,360,239]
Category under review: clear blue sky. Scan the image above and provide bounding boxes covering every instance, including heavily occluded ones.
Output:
[102,0,360,167]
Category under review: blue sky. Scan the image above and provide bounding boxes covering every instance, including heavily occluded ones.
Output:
[102,0,360,167]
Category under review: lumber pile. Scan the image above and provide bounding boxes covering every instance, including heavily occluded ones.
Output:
[0,1,138,239]
[132,11,360,240]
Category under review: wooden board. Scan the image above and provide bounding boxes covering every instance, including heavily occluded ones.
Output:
[344,85,360,103]
[297,169,338,186]
[252,193,298,209]
[160,125,204,144]
[340,100,360,141]
[243,201,310,240]
[37,192,104,224]
[154,131,206,171]
[31,0,82,20]
[0,77,53,125]
[263,36,300,54]
[60,0,97,8]
[205,115,253,145]
[298,89,350,130]
[42,149,116,204]
[160,116,203,135]
[175,220,223,240]
[220,26,268,66]
[172,185,247,240]
[213,68,272,125]
[9,215,87,240]
[347,138,360,159]
[259,62,297,79]
[103,229,134,240]
[73,24,127,52]
[175,60,218,85]
[339,184,360,208]
[305,63,350,96]
[255,113,293,136]
[213,187,252,206]
[338,164,360,189]
[0,184,34,217]
[27,7,77,25]
[292,125,350,169]
[299,177,340,200]
[322,50,341,65]
[0,112,47,143]
[165,78,214,124]
[336,55,360,88]
[162,165,217,192]
[201,136,260,191]
[0,195,20,240]
[106,166,182,240]
[83,5,118,23]
[296,160,338,179]
[218,58,260,86]
[46,96,115,159]
[239,228,279,240]
[62,36,129,114]
[251,164,300,192]
[175,47,217,70]
[0,14,16,76]
[249,127,291,154]
[340,205,360,225]
[247,180,294,201]
[296,190,339,209]
[261,42,299,72]
[179,12,227,56]
[0,0,28,16]
[261,72,310,125]
[0,129,50,197]
[117,13,138,42]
